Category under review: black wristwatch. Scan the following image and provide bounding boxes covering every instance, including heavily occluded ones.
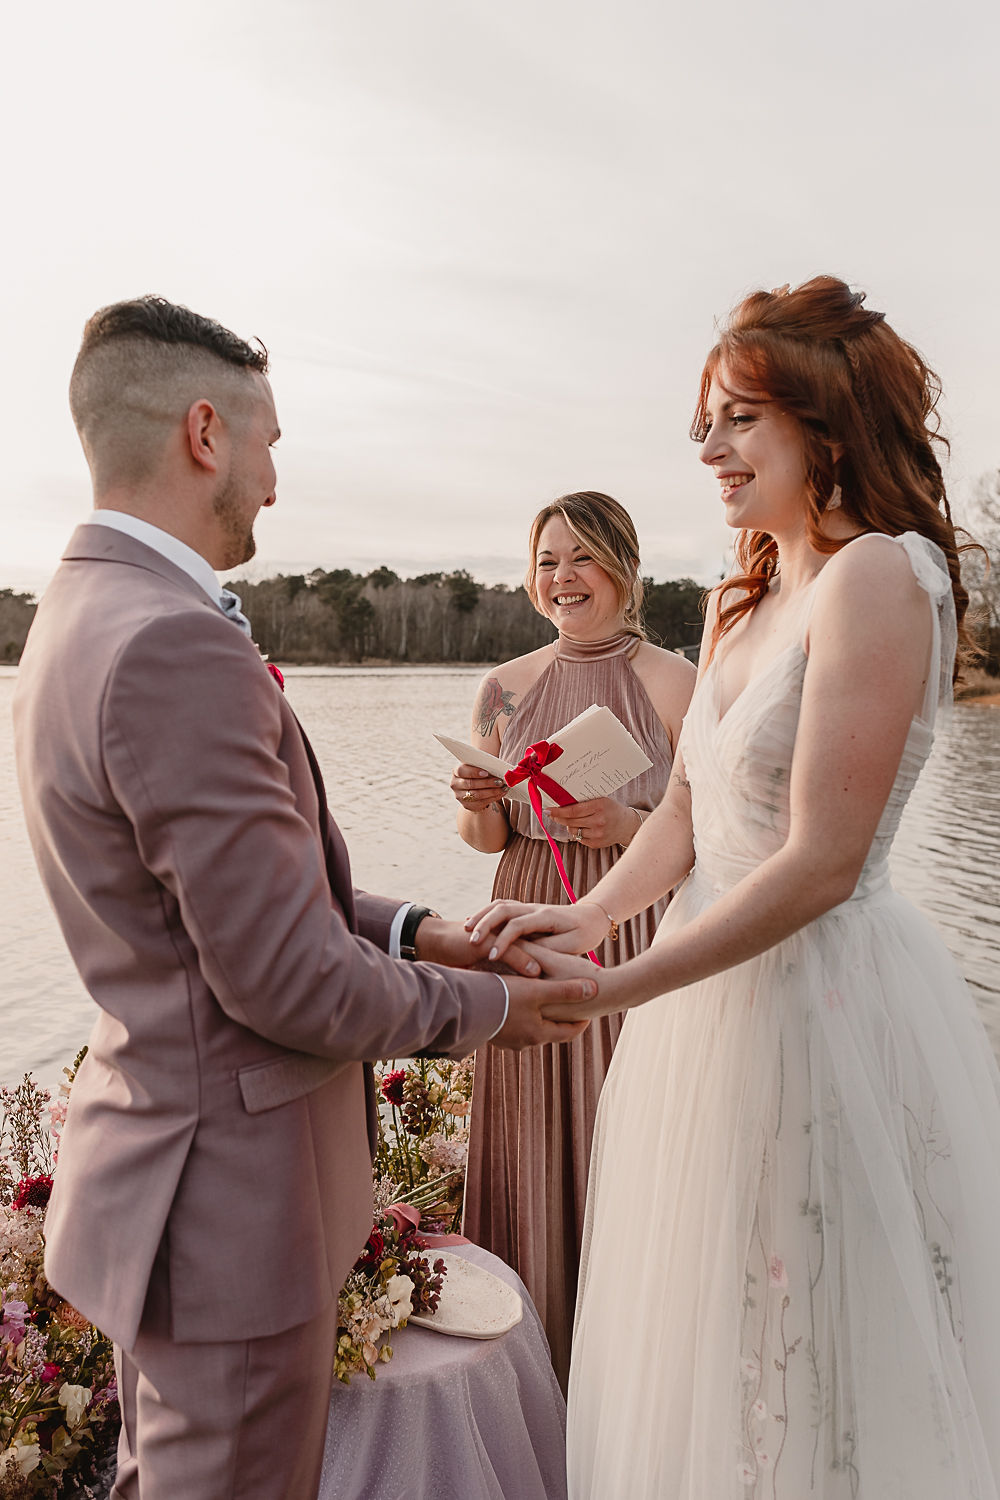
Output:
[399,904,440,961]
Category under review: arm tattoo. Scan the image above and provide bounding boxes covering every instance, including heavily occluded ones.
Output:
[474,676,516,738]
[672,772,691,791]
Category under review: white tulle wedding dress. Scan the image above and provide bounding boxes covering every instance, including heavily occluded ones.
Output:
[567,533,1000,1499]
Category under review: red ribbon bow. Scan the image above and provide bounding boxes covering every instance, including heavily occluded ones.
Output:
[504,740,602,966]
[503,741,575,807]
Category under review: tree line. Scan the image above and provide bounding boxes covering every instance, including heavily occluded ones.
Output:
[962,472,1000,674]
[0,591,36,663]
[0,570,706,665]
[4,478,1000,667]
[230,568,707,663]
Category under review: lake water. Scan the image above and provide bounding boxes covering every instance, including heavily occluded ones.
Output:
[1,666,998,1087]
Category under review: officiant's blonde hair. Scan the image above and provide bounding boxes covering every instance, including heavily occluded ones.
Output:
[526,491,646,641]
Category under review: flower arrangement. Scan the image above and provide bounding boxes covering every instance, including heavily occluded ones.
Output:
[0,1047,478,1437]
[0,1052,117,1498]
[332,1055,475,1383]
[333,1208,446,1384]
[372,1055,474,1235]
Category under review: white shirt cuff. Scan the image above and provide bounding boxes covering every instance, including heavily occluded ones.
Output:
[388,902,413,960]
[391,903,508,1039]
[488,976,510,1040]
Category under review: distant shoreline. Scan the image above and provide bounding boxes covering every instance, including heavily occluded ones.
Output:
[269,659,492,670]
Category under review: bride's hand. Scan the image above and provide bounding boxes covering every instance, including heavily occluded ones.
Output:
[519,941,646,1021]
[465,899,610,962]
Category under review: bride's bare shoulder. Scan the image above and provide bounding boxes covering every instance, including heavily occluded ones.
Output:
[816,534,924,614]
[809,535,929,672]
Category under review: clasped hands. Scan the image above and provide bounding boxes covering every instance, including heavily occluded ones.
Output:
[462,899,633,1028]
[414,910,616,1050]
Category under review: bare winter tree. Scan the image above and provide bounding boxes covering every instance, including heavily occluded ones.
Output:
[960,472,1000,671]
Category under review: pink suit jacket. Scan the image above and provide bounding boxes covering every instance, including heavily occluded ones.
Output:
[13,525,505,1351]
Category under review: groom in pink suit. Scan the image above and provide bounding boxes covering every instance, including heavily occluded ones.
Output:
[13,297,593,1500]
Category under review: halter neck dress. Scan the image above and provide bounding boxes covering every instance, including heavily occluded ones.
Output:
[462,630,675,1390]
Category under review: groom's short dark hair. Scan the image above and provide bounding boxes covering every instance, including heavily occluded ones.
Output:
[75,296,269,376]
[69,296,269,487]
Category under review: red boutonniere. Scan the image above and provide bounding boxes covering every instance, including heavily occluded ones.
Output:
[266,662,285,691]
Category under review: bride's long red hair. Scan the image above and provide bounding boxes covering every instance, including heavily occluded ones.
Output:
[692,276,976,674]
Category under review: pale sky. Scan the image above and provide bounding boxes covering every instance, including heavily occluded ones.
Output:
[4,0,998,598]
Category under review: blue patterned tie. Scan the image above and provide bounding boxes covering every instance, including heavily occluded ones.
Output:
[218,587,254,639]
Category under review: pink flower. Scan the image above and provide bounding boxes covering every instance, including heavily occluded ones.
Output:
[2,1298,29,1345]
[768,1255,788,1289]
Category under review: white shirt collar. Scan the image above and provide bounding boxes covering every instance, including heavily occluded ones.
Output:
[88,510,221,607]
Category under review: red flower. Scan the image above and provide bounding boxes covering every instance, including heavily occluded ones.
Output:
[41,1363,61,1384]
[13,1174,53,1211]
[363,1229,385,1263]
[266,662,285,691]
[381,1069,406,1108]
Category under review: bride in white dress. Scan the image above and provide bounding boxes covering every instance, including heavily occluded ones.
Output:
[468,276,1000,1497]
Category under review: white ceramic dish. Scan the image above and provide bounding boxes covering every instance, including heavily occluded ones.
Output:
[408,1251,524,1340]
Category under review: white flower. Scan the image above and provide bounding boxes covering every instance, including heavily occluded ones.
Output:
[751,1398,768,1421]
[737,1460,757,1485]
[359,1308,391,1342]
[417,1129,469,1174]
[2,1437,42,1475]
[385,1274,414,1327]
[740,1356,761,1381]
[58,1382,92,1428]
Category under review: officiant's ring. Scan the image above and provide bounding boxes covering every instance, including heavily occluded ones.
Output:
[574,827,583,841]
[463,790,475,801]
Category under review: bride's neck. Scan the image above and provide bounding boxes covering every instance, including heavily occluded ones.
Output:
[772,516,861,594]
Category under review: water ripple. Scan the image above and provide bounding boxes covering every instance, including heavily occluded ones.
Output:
[3,668,998,1083]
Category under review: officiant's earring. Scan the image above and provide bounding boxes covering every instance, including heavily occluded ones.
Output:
[826,483,842,511]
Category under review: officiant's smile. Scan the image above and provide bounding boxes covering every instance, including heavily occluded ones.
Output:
[534,513,629,641]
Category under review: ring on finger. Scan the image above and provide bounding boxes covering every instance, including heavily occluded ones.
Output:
[574,827,583,842]
[463,790,475,801]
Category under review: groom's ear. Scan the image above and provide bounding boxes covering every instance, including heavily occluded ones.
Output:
[186,399,223,474]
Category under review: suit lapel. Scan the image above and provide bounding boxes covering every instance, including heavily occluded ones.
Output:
[286,708,375,1153]
[289,709,358,934]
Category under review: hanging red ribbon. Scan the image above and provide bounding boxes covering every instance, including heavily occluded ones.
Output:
[504,740,603,967]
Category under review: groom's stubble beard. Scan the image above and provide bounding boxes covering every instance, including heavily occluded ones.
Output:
[212,472,257,571]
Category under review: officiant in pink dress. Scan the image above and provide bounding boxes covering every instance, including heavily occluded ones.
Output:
[448,491,695,1387]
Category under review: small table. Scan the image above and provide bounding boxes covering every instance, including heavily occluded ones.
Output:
[318,1244,568,1500]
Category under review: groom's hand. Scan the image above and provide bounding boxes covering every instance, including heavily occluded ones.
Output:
[413,916,545,977]
[493,973,597,1050]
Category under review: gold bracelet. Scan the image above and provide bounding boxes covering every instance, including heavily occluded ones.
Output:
[592,904,619,942]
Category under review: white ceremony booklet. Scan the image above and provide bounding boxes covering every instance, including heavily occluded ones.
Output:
[435,704,652,810]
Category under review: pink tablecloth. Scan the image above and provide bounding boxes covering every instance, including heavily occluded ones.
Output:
[319,1244,568,1500]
